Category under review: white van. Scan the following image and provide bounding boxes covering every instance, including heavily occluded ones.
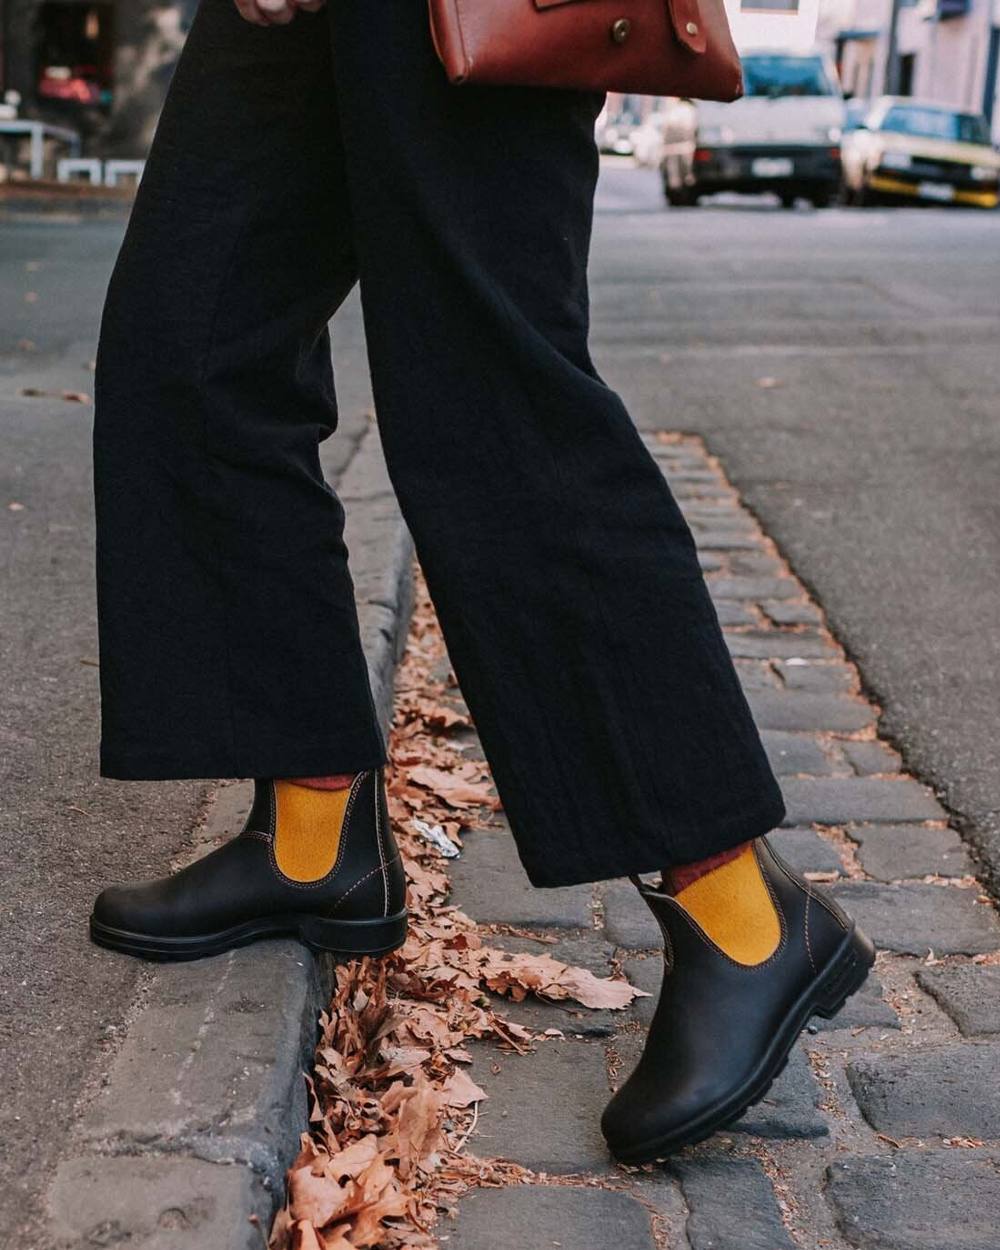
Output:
[660,50,845,208]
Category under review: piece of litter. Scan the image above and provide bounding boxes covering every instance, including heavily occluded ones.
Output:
[784,657,808,666]
[412,818,460,858]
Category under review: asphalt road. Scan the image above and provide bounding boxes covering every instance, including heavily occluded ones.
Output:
[591,165,1000,886]
[2,171,998,1232]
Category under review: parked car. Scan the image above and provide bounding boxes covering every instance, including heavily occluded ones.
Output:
[841,97,1000,208]
[660,50,844,207]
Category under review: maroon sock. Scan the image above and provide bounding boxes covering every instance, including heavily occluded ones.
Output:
[662,840,753,895]
[282,774,355,790]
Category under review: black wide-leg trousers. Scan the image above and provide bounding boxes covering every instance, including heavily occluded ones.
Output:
[94,0,784,886]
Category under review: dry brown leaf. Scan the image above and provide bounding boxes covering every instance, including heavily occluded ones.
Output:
[440,1069,488,1108]
[423,705,469,729]
[406,765,494,808]
[395,1079,446,1177]
[320,1227,356,1250]
[288,1167,354,1229]
[553,965,647,1010]
[273,575,631,1250]
[292,1221,325,1250]
[326,1135,382,1181]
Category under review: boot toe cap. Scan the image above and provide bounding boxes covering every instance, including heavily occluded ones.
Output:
[91,881,166,936]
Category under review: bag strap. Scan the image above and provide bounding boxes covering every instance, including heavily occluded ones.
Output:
[666,0,708,54]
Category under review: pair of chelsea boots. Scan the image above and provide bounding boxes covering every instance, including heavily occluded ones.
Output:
[90,775,873,1162]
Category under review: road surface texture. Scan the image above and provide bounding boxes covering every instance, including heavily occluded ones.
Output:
[591,167,1000,891]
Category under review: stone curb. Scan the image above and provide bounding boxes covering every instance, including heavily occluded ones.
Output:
[44,424,414,1249]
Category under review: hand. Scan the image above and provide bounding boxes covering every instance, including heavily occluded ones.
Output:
[233,0,326,26]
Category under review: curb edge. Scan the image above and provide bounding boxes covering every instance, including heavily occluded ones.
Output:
[46,424,414,1248]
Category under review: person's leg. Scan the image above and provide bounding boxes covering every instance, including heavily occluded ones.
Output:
[326,0,871,1157]
[89,0,406,959]
[94,0,383,782]
[327,0,783,889]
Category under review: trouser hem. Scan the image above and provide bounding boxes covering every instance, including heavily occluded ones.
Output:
[99,743,388,781]
[518,795,787,889]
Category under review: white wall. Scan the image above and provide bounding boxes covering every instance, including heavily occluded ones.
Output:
[907,0,993,112]
[724,0,823,51]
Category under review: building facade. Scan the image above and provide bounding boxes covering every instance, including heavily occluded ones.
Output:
[831,0,1000,132]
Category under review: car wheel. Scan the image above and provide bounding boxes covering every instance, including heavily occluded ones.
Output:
[811,191,832,209]
[780,193,797,209]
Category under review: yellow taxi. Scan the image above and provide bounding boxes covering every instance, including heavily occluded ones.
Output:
[841,97,1000,208]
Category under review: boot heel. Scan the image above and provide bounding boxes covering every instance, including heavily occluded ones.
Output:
[813,925,876,1019]
[298,909,408,958]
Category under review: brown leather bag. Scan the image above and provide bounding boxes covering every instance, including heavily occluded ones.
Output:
[428,0,743,102]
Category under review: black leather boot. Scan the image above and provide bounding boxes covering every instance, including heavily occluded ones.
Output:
[601,837,874,1162]
[90,768,408,961]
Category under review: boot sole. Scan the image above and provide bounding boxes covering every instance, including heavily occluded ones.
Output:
[89,908,409,962]
[606,921,876,1164]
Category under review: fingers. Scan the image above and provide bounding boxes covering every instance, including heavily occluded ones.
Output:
[255,0,299,22]
[233,0,269,24]
[233,0,324,24]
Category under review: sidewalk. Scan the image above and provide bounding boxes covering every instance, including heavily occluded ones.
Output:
[373,435,1000,1249]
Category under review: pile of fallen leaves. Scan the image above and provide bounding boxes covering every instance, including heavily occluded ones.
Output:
[269,575,642,1250]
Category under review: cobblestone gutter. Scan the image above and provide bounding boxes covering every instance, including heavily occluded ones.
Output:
[434,434,1000,1250]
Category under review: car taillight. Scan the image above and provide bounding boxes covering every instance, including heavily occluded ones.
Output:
[829,147,841,159]
[694,147,713,163]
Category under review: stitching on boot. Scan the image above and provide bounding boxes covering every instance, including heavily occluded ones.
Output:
[374,766,388,917]
[803,881,817,974]
[767,840,849,932]
[329,854,403,914]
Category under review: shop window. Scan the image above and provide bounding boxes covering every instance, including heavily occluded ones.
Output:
[36,3,114,110]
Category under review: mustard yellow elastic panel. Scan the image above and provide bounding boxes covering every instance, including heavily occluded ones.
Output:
[675,843,781,966]
[272,779,353,883]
